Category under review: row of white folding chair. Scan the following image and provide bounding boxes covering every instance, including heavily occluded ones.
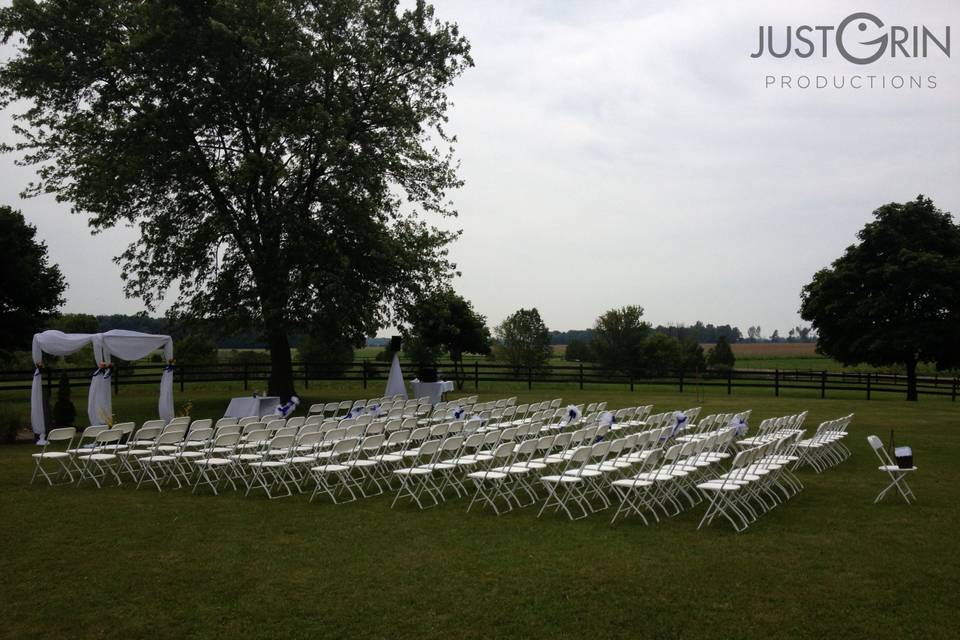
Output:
[696,432,805,532]
[793,415,853,472]
[737,411,808,446]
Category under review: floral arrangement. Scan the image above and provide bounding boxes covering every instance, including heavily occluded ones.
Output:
[178,401,194,418]
[275,395,301,417]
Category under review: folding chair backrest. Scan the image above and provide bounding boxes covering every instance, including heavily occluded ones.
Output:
[246,430,270,446]
[298,432,324,449]
[286,417,306,429]
[186,427,213,443]
[96,428,124,445]
[190,418,213,431]
[214,424,241,438]
[216,417,239,427]
[47,427,76,442]
[238,416,259,426]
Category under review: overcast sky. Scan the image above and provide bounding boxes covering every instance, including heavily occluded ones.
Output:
[2,0,958,336]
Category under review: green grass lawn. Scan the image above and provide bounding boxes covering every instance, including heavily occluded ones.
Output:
[1,385,959,639]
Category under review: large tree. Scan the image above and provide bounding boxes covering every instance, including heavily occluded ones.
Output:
[0,0,472,399]
[495,308,551,373]
[590,305,651,376]
[801,196,960,401]
[0,205,66,360]
[402,289,491,388]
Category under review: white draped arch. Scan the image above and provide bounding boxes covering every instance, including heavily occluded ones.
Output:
[30,329,176,438]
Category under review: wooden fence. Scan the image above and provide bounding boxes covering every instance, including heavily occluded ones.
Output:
[1,361,957,401]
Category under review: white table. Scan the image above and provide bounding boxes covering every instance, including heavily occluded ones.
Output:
[410,380,455,405]
[224,396,281,418]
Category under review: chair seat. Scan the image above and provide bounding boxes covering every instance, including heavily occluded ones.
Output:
[312,464,348,473]
[372,454,403,463]
[141,455,175,463]
[468,470,507,481]
[540,474,582,484]
[195,457,232,467]
[879,465,917,472]
[564,469,602,478]
[344,460,378,468]
[290,455,318,464]
[249,461,286,469]
[394,467,432,476]
[174,451,203,459]
[633,471,681,481]
[229,454,263,462]
[32,452,69,459]
[697,481,741,491]
[612,478,653,489]
[116,448,152,457]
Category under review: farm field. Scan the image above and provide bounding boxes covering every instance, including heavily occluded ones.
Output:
[1,384,958,639]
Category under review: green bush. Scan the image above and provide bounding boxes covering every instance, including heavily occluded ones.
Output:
[0,405,24,444]
[52,372,76,427]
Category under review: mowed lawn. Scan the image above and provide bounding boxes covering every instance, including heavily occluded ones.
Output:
[1,385,959,639]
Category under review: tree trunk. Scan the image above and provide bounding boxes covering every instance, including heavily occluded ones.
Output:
[267,326,295,401]
[905,358,918,402]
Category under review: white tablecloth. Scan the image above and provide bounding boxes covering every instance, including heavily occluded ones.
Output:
[224,396,281,418]
[410,380,454,404]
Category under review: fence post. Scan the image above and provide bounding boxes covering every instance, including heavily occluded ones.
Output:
[867,373,872,400]
[629,375,634,393]
[579,362,584,390]
[474,361,479,390]
[679,370,684,393]
[952,377,957,402]
[362,360,368,390]
[820,370,826,399]
[304,363,309,389]
[113,366,119,395]
[727,368,732,395]
[527,366,532,390]
[180,364,185,392]
[774,368,779,397]
[243,363,249,391]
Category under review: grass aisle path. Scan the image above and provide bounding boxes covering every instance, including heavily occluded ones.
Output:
[1,390,958,639]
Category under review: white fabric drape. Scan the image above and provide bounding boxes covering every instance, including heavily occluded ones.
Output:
[30,329,175,437]
[384,353,407,399]
[30,331,96,437]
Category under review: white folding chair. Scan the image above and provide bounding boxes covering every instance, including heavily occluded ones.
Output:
[867,435,917,504]
[31,427,76,485]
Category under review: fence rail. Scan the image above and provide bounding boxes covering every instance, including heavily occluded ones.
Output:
[1,361,956,401]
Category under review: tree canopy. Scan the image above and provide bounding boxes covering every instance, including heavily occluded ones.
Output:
[0,0,472,399]
[402,289,490,387]
[590,305,651,376]
[495,308,551,372]
[800,195,960,400]
[0,204,66,360]
[706,335,735,371]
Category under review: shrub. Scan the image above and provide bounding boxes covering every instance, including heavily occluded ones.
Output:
[52,372,76,427]
[707,336,736,371]
[0,405,23,444]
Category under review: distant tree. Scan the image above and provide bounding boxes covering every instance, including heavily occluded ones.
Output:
[297,334,355,378]
[0,205,66,361]
[770,329,781,343]
[403,290,491,388]
[707,336,736,370]
[591,306,651,376]
[0,1,472,401]
[801,195,960,401]
[788,328,796,342]
[50,314,100,335]
[564,339,594,362]
[52,372,75,427]
[176,333,219,364]
[496,308,552,373]
[678,338,706,373]
[641,333,680,376]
